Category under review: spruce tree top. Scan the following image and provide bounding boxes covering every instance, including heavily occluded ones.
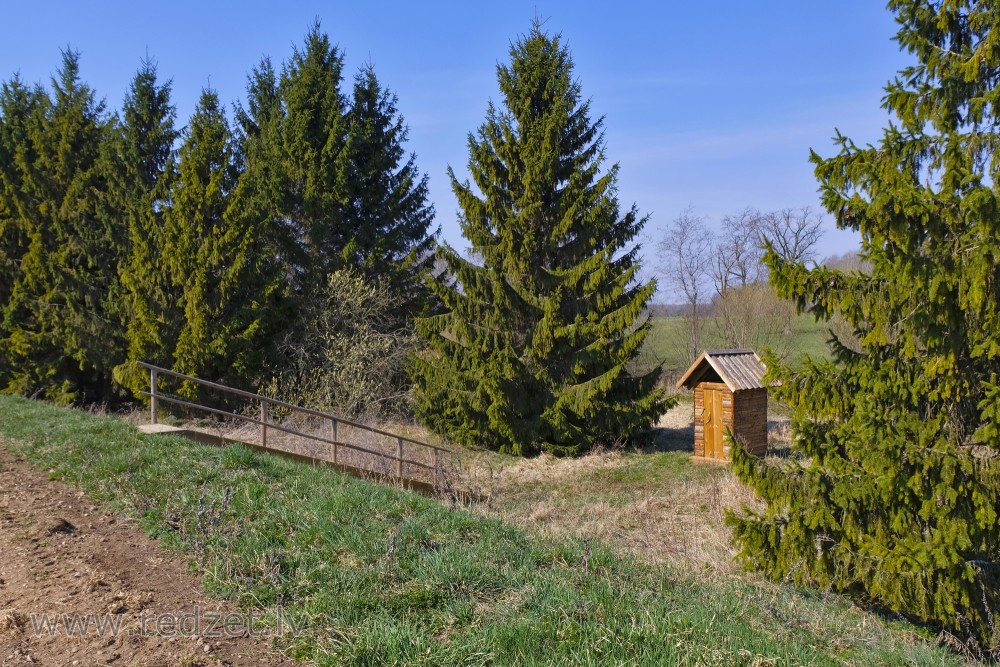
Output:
[454,26,624,284]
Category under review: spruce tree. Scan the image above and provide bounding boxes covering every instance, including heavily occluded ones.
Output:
[107,59,180,395]
[230,38,348,392]
[728,1,1000,652]
[164,89,239,395]
[0,76,45,388]
[343,65,437,317]
[0,51,121,403]
[235,58,280,145]
[233,25,437,404]
[410,26,668,456]
[232,57,282,233]
[238,25,436,313]
[246,23,350,294]
[225,58,290,384]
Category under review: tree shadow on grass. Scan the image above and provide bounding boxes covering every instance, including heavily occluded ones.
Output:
[639,424,694,454]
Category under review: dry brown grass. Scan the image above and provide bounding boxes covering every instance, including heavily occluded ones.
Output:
[0,609,28,633]
[458,448,762,573]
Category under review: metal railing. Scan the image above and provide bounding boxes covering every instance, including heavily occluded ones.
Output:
[138,362,448,486]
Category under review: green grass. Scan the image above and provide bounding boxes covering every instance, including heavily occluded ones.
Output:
[643,314,834,374]
[0,395,965,666]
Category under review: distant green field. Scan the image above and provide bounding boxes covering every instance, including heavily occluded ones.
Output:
[642,313,834,375]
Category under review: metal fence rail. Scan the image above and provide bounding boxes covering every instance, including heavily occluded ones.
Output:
[137,361,448,486]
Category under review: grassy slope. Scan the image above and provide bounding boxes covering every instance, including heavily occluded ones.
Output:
[0,396,962,666]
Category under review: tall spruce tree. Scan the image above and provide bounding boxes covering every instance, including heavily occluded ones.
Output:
[108,59,180,395]
[232,57,282,237]
[225,58,291,384]
[342,65,437,317]
[235,58,280,146]
[0,76,45,388]
[251,23,350,294]
[238,26,436,311]
[164,89,242,396]
[230,34,351,394]
[728,1,1000,653]
[233,25,437,404]
[0,51,121,403]
[410,26,668,456]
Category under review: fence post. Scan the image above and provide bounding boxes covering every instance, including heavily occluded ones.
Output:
[150,368,158,425]
[331,418,338,466]
[433,449,440,489]
[260,400,268,448]
[396,437,403,480]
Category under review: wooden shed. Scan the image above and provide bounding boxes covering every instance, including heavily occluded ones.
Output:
[676,349,768,462]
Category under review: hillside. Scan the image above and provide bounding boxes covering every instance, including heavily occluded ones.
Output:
[0,396,966,666]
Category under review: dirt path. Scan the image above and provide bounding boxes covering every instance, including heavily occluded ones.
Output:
[0,447,296,667]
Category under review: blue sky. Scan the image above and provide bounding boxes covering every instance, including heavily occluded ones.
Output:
[2,2,909,297]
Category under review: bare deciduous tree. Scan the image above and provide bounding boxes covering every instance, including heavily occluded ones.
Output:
[711,206,825,351]
[757,206,824,265]
[823,250,870,272]
[713,283,796,356]
[712,207,767,294]
[659,205,828,361]
[823,250,871,354]
[658,208,713,361]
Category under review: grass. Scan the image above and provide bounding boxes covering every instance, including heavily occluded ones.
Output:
[643,313,834,376]
[450,401,800,573]
[0,395,969,666]
[457,444,750,573]
[451,394,764,572]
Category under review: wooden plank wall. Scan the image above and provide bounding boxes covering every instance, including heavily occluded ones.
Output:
[693,385,704,457]
[733,388,768,455]
[720,387,734,459]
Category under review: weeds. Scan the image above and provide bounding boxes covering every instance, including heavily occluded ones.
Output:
[188,483,237,557]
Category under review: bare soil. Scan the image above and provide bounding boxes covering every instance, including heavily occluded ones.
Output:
[0,448,296,667]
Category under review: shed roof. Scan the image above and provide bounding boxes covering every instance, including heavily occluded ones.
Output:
[675,349,768,392]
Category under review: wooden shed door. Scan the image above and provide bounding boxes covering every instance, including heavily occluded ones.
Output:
[703,387,724,459]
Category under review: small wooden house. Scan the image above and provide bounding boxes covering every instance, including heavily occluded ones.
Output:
[676,349,768,462]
